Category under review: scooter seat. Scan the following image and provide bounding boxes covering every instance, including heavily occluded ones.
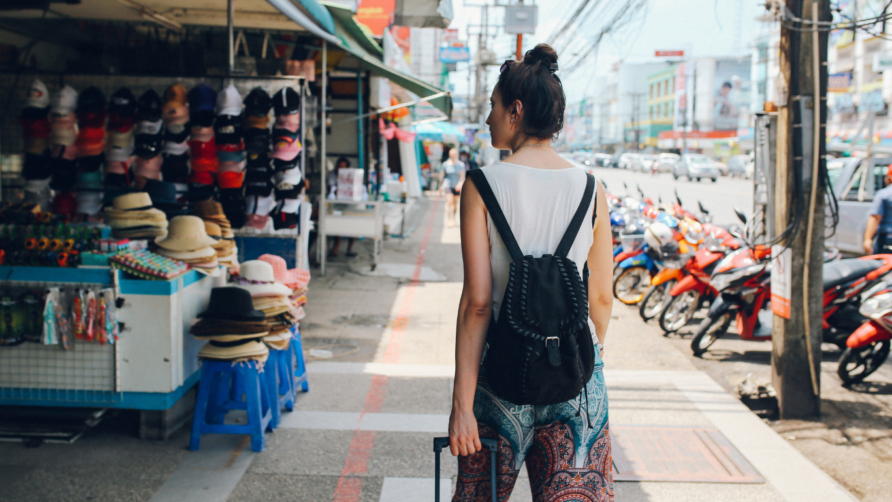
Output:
[823,259,882,290]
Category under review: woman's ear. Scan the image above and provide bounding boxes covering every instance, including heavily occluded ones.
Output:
[510,99,524,125]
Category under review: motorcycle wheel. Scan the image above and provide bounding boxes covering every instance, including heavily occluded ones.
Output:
[691,313,732,356]
[659,289,702,333]
[639,280,676,322]
[837,340,891,385]
[613,266,651,305]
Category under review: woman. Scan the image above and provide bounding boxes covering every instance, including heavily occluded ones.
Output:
[441,147,466,227]
[449,44,614,501]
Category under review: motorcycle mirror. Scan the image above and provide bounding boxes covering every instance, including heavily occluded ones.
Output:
[637,184,645,198]
[623,181,629,192]
[601,180,608,191]
[734,207,748,224]
[698,201,709,214]
[658,195,663,204]
[675,189,683,206]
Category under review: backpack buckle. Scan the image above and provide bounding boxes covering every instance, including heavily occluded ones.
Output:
[546,337,561,367]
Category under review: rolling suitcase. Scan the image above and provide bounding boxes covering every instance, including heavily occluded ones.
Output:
[433,436,498,502]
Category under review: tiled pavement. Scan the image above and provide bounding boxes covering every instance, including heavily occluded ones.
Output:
[0,198,858,501]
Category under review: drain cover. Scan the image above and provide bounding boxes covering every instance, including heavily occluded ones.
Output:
[611,425,764,483]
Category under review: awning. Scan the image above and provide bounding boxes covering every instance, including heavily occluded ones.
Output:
[329,15,452,118]
[292,0,336,34]
[267,0,341,45]
[324,1,383,58]
[414,121,465,144]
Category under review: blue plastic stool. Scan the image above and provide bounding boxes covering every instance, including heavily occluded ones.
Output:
[189,359,273,452]
[291,326,309,393]
[264,346,295,428]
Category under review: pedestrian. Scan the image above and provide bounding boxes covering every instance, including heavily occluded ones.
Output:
[864,164,892,255]
[441,147,466,227]
[460,149,479,170]
[449,44,615,501]
[328,157,356,258]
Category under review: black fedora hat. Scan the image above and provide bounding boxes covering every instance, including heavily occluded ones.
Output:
[199,287,265,322]
[144,179,188,212]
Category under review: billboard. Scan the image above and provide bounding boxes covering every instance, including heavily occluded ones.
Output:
[713,60,751,131]
[439,45,470,63]
[673,63,688,131]
[356,0,396,37]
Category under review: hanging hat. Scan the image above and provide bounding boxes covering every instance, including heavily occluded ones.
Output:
[191,125,215,143]
[136,89,163,122]
[270,136,301,161]
[214,114,243,145]
[52,190,77,215]
[155,215,218,251]
[163,139,189,156]
[133,154,163,179]
[188,84,217,127]
[274,113,300,131]
[143,179,187,211]
[51,85,78,116]
[245,114,271,130]
[198,339,269,361]
[272,157,299,173]
[26,79,50,109]
[76,86,107,116]
[108,128,135,149]
[232,260,293,297]
[244,88,272,118]
[134,132,163,159]
[162,83,188,123]
[199,287,266,321]
[164,123,190,143]
[108,88,137,130]
[257,254,303,290]
[216,85,244,116]
[244,128,271,154]
[272,87,300,116]
[161,152,190,182]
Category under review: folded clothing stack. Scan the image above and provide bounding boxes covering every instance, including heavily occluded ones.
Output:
[104,87,137,197]
[49,85,79,194]
[21,80,53,209]
[193,287,270,363]
[104,192,168,239]
[161,83,191,185]
[231,260,296,351]
[133,90,164,183]
[215,85,247,229]
[153,215,219,271]
[74,86,108,217]
[269,87,303,230]
[187,84,218,202]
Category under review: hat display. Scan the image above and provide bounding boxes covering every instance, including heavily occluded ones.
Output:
[105,192,169,239]
[154,215,218,252]
[272,87,300,116]
[188,83,217,113]
[258,254,306,290]
[193,288,271,361]
[216,85,243,117]
[231,260,292,298]
[161,152,190,183]
[197,339,269,361]
[108,87,137,130]
[133,154,163,180]
[76,86,107,117]
[214,115,243,146]
[198,287,266,322]
[27,79,50,109]
[162,83,189,125]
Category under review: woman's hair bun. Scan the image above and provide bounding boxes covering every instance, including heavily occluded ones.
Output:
[523,44,558,68]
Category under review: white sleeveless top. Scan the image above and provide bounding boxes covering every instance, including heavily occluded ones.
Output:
[481,162,595,321]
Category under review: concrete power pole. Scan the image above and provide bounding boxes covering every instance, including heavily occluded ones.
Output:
[772,0,828,419]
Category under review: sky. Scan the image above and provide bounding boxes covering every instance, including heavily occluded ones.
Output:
[447,0,773,104]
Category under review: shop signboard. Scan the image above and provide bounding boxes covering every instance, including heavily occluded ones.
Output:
[874,53,892,72]
[443,28,459,41]
[505,5,538,34]
[861,89,885,113]
[357,0,396,37]
[655,50,684,57]
[713,59,751,131]
[439,45,470,63]
[828,72,852,92]
[832,93,855,114]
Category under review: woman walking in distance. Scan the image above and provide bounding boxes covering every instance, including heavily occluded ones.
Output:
[449,44,614,501]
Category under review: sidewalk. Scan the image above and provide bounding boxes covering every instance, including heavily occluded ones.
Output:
[0,197,859,501]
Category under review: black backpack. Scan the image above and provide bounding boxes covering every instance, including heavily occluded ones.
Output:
[468,169,596,407]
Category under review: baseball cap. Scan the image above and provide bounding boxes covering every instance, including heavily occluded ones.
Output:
[49,157,77,191]
[270,135,301,161]
[217,85,244,116]
[106,144,134,163]
[109,88,137,118]
[135,119,163,136]
[244,88,272,118]
[191,125,215,143]
[133,154,163,179]
[76,86,107,115]
[245,115,271,130]
[26,79,50,109]
[244,128,271,154]
[218,171,246,189]
[51,85,78,116]
[272,157,298,172]
[134,133,163,159]
[108,128,135,149]
[161,152,190,183]
[190,110,216,128]
[214,114,243,145]
[136,89,163,122]
[188,84,217,112]
[163,139,189,156]
[105,160,128,174]
[76,153,105,173]
[163,83,188,113]
[247,152,272,169]
[218,149,246,163]
[164,123,190,143]
[272,87,300,116]
[274,167,302,185]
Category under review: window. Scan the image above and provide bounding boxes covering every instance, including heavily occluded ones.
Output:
[649,84,654,100]
[664,102,669,119]
[664,80,669,96]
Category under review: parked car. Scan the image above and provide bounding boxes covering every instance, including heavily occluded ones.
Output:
[655,153,680,173]
[673,154,720,182]
[632,154,657,172]
[618,153,639,170]
[825,156,892,255]
[727,155,751,178]
[593,153,612,167]
[714,159,729,176]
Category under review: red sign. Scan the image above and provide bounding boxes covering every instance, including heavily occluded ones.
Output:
[443,28,459,41]
[356,0,396,37]
[655,50,684,57]
[658,130,737,139]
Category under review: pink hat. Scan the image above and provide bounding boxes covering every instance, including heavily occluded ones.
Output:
[270,137,301,161]
[257,254,303,289]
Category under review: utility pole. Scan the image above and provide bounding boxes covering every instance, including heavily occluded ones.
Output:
[772,0,828,419]
[626,92,645,150]
[515,0,523,60]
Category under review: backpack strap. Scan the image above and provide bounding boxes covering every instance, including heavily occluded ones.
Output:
[467,169,524,262]
[555,174,595,258]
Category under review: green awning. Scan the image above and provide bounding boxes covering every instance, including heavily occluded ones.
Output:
[322,1,383,58]
[330,15,452,118]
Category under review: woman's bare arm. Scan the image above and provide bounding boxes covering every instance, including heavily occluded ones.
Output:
[587,181,613,348]
[449,178,492,456]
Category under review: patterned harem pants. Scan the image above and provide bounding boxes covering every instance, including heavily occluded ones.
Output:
[454,352,613,502]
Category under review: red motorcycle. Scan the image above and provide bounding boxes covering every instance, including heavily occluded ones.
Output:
[658,245,724,333]
[838,282,892,385]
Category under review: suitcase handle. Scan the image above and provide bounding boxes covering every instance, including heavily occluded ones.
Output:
[433,437,498,502]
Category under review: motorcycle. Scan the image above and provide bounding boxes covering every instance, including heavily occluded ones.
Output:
[838,283,892,385]
[639,220,689,321]
[613,229,657,305]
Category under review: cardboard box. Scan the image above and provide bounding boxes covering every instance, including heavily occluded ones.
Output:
[337,168,365,201]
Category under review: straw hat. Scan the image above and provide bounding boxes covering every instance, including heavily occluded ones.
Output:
[232,260,292,297]
[154,215,218,251]
[198,339,269,361]
[155,246,216,261]
[105,192,166,218]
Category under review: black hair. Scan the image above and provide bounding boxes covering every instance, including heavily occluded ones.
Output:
[335,157,350,167]
[496,44,565,140]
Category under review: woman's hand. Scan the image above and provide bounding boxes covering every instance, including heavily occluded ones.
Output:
[448,407,481,457]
